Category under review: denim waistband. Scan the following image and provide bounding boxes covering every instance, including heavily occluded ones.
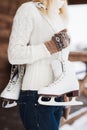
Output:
[19,90,63,102]
[20,90,38,97]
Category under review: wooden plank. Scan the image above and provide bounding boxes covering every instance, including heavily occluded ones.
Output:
[0,29,11,38]
[0,0,17,14]
[68,0,87,4]
[69,51,87,62]
[0,21,7,29]
[0,43,10,92]
[0,37,9,43]
[0,0,10,8]
[0,43,8,58]
[0,14,13,23]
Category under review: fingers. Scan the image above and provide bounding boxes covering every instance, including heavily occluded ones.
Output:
[44,41,58,54]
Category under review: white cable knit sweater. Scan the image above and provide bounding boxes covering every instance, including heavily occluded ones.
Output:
[8,2,67,90]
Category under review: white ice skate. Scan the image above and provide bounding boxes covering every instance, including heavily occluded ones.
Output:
[0,65,25,108]
[0,65,25,100]
[38,59,83,106]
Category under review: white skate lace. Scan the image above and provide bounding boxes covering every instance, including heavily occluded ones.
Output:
[7,74,19,91]
[7,80,16,91]
[7,65,25,91]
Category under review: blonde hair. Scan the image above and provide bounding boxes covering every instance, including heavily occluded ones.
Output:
[33,0,68,20]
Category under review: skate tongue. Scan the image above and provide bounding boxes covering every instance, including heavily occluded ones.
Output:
[38,97,83,106]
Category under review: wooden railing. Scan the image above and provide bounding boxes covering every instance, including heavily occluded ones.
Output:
[69,51,87,62]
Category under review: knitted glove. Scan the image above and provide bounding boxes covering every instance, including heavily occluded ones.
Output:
[45,29,70,54]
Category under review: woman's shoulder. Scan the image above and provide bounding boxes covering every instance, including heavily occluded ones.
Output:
[15,2,36,16]
[19,1,35,10]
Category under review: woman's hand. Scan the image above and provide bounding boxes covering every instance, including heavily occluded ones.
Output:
[44,29,70,54]
[44,40,59,54]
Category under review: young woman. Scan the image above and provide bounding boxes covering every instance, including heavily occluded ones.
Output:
[8,0,69,130]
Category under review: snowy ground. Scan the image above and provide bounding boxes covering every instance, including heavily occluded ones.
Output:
[60,113,87,130]
[60,108,87,130]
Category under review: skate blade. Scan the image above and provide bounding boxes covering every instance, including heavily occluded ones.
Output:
[2,101,17,108]
[38,97,83,106]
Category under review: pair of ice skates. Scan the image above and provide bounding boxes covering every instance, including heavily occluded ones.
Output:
[38,47,83,106]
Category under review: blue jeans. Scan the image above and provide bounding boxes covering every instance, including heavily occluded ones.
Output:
[17,90,63,130]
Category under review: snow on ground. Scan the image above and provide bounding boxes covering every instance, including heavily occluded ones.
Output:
[60,114,87,130]
[60,107,87,130]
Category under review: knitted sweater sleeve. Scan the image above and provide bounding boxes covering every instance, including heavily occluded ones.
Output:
[8,3,51,65]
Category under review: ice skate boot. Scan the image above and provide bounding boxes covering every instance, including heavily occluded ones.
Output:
[0,65,25,108]
[38,47,83,106]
